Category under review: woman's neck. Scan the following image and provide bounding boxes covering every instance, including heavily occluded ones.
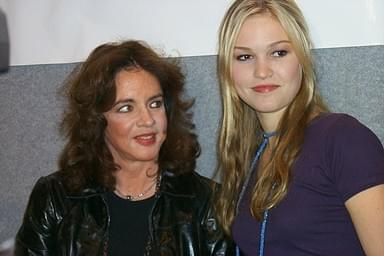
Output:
[257,110,283,133]
[114,161,159,195]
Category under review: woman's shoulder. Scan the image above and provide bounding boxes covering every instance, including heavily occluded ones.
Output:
[18,172,68,229]
[310,112,379,140]
[307,112,383,154]
[311,112,359,128]
[161,171,217,198]
[166,170,216,184]
[308,114,384,202]
[304,112,384,168]
[26,171,68,204]
[42,170,66,182]
[30,171,65,192]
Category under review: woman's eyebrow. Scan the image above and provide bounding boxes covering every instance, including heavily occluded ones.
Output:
[234,40,291,51]
[112,98,134,107]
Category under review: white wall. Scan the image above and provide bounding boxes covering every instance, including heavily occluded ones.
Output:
[299,0,384,50]
[1,0,383,66]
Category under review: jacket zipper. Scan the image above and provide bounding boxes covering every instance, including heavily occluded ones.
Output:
[145,192,160,256]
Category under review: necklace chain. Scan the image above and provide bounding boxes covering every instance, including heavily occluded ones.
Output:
[114,176,160,201]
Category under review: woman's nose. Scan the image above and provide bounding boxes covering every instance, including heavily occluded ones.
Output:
[253,59,273,79]
[137,108,155,127]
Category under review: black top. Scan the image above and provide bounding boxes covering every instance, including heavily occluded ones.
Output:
[106,191,156,256]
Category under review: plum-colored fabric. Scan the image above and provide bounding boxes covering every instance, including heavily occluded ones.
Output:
[232,113,384,255]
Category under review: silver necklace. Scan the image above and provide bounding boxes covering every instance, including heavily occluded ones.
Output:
[114,176,159,201]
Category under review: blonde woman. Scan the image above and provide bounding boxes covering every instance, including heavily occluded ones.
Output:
[215,0,384,255]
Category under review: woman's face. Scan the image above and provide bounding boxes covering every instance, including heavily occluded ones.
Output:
[104,68,167,164]
[231,13,302,128]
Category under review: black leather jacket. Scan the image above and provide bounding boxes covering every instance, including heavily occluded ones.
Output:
[15,171,234,255]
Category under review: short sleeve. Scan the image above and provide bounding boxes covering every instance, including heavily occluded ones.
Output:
[326,114,384,202]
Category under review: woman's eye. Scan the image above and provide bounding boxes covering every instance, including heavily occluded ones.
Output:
[150,100,163,108]
[118,105,133,113]
[271,50,288,57]
[236,54,253,61]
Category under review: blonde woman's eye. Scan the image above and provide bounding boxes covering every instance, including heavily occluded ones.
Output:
[271,50,288,57]
[150,100,163,108]
[236,54,253,61]
[118,105,133,113]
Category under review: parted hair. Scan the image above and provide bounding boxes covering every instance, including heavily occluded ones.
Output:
[59,40,200,192]
[215,0,328,234]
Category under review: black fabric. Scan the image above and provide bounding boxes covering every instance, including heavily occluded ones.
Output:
[106,192,155,256]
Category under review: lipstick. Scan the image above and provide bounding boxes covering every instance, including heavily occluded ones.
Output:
[252,84,279,93]
[135,133,156,146]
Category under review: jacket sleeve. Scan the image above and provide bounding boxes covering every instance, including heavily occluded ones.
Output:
[200,182,236,256]
[202,206,236,256]
[14,177,60,255]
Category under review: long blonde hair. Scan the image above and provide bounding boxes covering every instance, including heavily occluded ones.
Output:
[215,0,328,234]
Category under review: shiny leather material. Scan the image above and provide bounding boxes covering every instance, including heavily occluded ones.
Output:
[15,171,234,255]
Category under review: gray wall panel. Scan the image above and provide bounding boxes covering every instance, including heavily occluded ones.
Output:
[314,46,384,142]
[0,45,383,242]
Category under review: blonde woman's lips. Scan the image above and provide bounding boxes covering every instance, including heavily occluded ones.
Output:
[252,84,279,93]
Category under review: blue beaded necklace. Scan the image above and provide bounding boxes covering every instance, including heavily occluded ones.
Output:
[235,131,277,256]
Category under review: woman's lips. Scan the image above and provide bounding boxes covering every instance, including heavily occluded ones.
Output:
[252,85,279,93]
[135,133,156,146]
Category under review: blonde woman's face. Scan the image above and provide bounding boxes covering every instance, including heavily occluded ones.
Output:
[231,13,302,128]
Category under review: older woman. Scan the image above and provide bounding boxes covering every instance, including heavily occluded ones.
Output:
[15,40,233,255]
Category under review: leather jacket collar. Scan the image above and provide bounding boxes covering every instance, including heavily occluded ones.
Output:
[67,170,197,199]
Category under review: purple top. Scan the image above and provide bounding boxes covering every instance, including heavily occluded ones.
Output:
[232,113,384,255]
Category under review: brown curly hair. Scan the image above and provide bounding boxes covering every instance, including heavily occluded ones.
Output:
[59,40,200,192]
